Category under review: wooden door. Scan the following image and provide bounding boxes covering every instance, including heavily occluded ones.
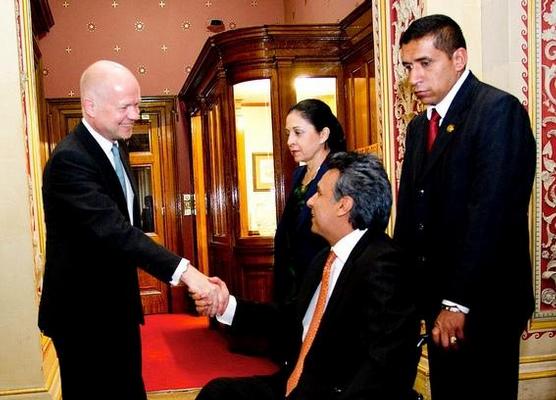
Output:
[44,97,182,314]
[341,1,378,154]
[190,114,209,275]
[204,98,236,290]
[128,113,169,314]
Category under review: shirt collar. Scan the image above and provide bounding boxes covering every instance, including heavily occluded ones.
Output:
[331,228,367,264]
[82,118,117,157]
[427,69,470,120]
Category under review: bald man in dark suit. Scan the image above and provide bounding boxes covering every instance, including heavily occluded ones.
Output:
[39,60,224,399]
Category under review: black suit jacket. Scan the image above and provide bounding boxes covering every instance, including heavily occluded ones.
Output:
[39,122,181,336]
[232,230,420,400]
[394,72,536,327]
[273,162,330,303]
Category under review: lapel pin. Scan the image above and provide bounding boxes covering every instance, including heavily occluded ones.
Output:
[446,124,455,133]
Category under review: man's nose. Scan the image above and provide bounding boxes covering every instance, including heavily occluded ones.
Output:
[306,193,316,207]
[408,67,421,86]
[129,106,140,120]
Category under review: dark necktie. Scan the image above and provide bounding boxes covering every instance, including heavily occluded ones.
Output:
[427,108,441,153]
[286,251,337,397]
[111,143,127,199]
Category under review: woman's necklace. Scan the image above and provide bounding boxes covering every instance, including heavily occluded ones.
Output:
[302,166,319,187]
[301,150,328,187]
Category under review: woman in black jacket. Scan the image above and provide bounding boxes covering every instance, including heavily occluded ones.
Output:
[273,98,346,304]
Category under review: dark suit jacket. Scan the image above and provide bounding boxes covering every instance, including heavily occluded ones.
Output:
[394,72,536,328]
[233,230,420,400]
[39,122,181,336]
[273,162,330,303]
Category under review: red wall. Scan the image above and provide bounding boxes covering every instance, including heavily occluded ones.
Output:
[39,0,285,97]
[284,0,362,24]
[39,0,360,98]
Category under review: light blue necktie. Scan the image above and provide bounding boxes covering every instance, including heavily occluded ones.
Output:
[111,143,127,199]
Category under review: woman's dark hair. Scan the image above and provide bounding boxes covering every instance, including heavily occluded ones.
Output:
[400,14,466,58]
[288,98,347,153]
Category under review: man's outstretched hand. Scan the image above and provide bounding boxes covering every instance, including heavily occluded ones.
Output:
[181,267,229,317]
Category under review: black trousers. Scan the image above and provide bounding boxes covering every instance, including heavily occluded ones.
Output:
[51,323,147,400]
[426,314,525,400]
[196,374,284,400]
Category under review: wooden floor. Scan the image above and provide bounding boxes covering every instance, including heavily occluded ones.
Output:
[148,388,200,400]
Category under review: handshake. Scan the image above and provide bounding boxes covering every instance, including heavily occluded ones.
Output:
[180,264,230,317]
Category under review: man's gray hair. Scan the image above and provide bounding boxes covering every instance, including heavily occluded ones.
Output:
[328,151,392,231]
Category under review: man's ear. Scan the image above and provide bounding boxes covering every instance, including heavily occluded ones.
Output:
[452,47,468,72]
[83,97,95,118]
[337,195,354,217]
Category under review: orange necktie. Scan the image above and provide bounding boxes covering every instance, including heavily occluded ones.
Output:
[286,251,337,397]
[427,108,441,153]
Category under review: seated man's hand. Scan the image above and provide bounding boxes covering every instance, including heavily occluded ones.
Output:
[183,267,229,317]
[191,277,229,317]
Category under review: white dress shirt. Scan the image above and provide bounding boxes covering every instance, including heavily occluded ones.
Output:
[426,69,470,124]
[217,229,368,341]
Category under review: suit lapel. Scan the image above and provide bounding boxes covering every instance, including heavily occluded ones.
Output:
[296,249,330,318]
[409,116,429,181]
[420,73,479,180]
[296,231,373,335]
[74,123,130,219]
[318,231,372,326]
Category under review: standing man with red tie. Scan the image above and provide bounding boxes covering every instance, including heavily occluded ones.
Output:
[194,152,420,400]
[394,15,536,400]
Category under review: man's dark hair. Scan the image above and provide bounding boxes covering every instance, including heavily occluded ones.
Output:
[399,14,466,57]
[328,152,392,231]
[288,98,347,153]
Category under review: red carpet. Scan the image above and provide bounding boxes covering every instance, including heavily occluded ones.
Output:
[141,313,279,391]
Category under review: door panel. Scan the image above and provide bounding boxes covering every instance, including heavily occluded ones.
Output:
[206,100,236,289]
[130,115,169,314]
[191,114,209,274]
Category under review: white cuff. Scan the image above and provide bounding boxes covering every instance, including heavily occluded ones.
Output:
[170,258,189,286]
[216,295,237,325]
[442,299,470,314]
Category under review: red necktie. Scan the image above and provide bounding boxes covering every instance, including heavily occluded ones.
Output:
[286,251,337,397]
[427,108,441,153]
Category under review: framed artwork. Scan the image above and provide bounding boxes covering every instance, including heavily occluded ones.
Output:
[252,152,274,192]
